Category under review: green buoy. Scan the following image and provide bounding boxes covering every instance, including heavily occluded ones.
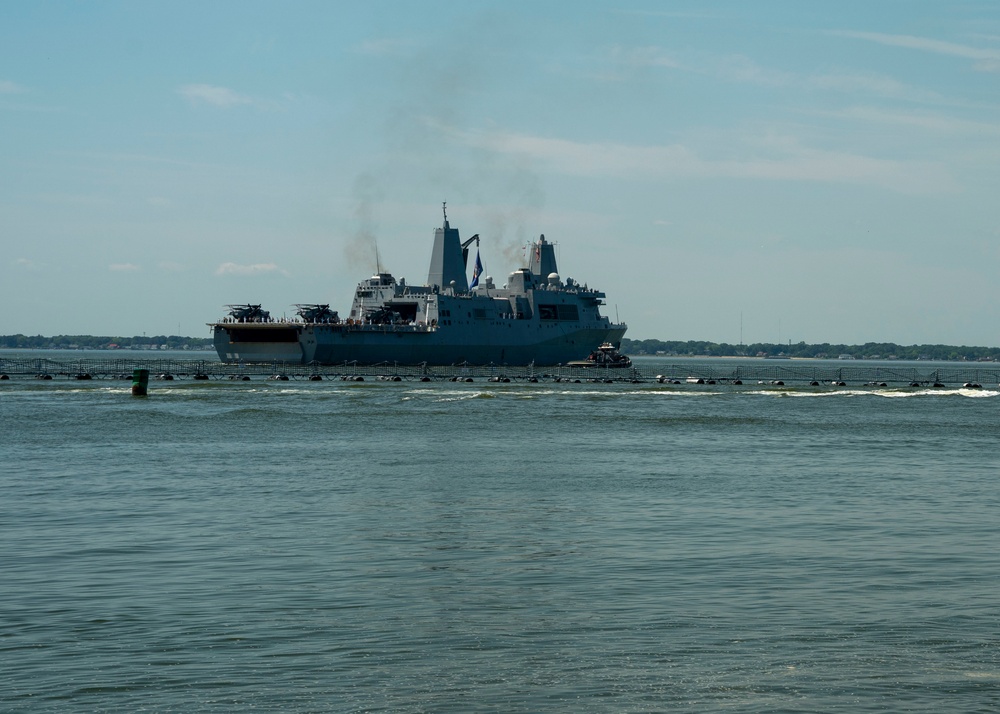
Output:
[131,368,149,396]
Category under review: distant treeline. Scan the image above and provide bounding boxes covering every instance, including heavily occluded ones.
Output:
[621,338,1000,362]
[0,334,214,350]
[3,334,997,361]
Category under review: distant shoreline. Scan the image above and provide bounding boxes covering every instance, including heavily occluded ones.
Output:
[2,335,998,363]
[0,334,213,351]
[621,338,1000,363]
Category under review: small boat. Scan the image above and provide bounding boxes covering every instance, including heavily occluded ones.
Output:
[567,343,632,368]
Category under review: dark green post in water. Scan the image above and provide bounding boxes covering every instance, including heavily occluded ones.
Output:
[131,368,149,396]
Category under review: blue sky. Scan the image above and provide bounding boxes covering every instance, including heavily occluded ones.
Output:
[2,1,999,345]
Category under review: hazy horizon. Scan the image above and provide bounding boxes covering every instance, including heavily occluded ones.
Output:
[4,333,1000,353]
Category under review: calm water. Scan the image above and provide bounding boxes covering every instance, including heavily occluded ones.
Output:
[3,360,1000,712]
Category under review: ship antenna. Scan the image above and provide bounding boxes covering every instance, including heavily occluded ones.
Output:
[442,201,448,226]
[375,238,382,274]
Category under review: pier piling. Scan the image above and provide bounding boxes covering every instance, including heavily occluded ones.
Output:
[131,368,149,396]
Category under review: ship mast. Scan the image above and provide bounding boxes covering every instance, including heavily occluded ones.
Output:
[427,201,468,292]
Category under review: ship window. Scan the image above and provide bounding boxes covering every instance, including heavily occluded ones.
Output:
[539,305,557,320]
[538,304,579,321]
[389,303,418,322]
[558,304,579,321]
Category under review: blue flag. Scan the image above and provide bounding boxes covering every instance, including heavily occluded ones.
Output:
[470,250,483,288]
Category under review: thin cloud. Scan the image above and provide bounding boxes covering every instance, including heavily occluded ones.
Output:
[109,263,140,272]
[713,54,793,86]
[599,47,795,87]
[178,84,253,107]
[602,42,953,101]
[809,71,941,102]
[596,45,682,82]
[13,257,39,269]
[55,149,208,168]
[215,262,290,277]
[0,79,23,93]
[354,38,415,57]
[445,124,956,194]
[614,9,730,21]
[604,47,786,84]
[158,261,187,272]
[611,45,680,70]
[834,31,1000,72]
[823,106,1000,135]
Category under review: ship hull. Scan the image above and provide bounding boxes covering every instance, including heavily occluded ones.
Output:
[213,323,626,366]
[213,324,306,363]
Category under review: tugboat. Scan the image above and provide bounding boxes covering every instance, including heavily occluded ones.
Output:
[567,342,632,368]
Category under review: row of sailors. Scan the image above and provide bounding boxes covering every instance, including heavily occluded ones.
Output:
[220,316,340,324]
[220,316,440,328]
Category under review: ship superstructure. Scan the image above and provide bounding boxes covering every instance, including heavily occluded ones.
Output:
[210,206,627,365]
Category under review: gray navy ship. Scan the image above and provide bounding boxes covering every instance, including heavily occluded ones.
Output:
[210,206,627,366]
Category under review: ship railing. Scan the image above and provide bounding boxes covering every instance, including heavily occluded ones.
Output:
[342,323,434,333]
